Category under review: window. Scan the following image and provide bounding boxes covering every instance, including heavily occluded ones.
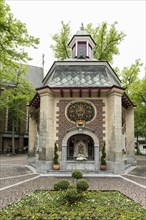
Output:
[77,42,86,58]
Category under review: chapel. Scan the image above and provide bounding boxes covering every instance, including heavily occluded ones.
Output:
[28,25,136,174]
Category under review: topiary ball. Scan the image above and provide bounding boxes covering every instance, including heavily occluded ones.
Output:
[76,179,89,192]
[71,170,83,180]
[65,187,78,203]
[54,180,70,191]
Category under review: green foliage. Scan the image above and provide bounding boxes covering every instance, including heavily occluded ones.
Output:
[51,21,125,63]
[0,0,39,66]
[134,74,146,139]
[50,21,71,60]
[86,21,125,63]
[1,190,146,219]
[76,179,89,192]
[65,187,79,204]
[120,59,143,94]
[71,170,83,180]
[0,0,39,154]
[54,180,70,191]
[54,170,88,203]
[101,142,107,165]
[119,59,146,139]
[53,143,59,164]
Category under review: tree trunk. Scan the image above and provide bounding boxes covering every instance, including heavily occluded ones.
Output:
[12,118,15,155]
[136,133,140,154]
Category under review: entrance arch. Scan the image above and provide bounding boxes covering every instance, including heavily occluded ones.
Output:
[61,128,99,170]
[67,134,94,161]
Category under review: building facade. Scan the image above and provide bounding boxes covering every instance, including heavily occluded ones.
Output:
[0,65,43,154]
[28,28,136,174]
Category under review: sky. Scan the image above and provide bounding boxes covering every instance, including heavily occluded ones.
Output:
[6,0,146,77]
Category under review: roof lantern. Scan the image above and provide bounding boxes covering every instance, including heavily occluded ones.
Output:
[68,23,96,59]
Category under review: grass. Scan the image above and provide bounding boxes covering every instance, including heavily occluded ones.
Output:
[0,190,146,220]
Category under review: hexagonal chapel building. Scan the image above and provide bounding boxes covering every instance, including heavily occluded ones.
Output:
[28,27,136,174]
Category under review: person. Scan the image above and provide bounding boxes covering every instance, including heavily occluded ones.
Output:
[7,145,12,156]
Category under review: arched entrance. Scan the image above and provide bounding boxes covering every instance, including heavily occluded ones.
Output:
[61,127,99,170]
[67,134,94,161]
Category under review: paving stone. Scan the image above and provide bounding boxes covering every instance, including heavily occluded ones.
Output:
[0,155,146,209]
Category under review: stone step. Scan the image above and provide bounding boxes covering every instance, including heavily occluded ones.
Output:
[125,164,132,169]
[47,169,113,176]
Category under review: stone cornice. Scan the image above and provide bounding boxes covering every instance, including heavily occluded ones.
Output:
[108,87,125,96]
[37,87,53,96]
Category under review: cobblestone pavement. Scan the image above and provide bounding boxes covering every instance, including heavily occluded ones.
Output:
[0,154,146,209]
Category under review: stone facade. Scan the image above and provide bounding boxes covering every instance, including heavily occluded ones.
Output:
[28,87,136,174]
[28,28,136,174]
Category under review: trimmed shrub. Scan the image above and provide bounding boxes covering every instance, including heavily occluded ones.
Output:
[65,187,78,203]
[76,179,89,192]
[71,170,83,180]
[53,143,59,165]
[101,142,106,165]
[54,180,70,191]
[68,185,75,189]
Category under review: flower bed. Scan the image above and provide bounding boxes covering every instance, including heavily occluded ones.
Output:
[0,190,146,219]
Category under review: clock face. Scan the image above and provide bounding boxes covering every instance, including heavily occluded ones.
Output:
[66,101,95,123]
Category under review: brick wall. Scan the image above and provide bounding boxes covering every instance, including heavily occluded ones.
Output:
[56,99,105,151]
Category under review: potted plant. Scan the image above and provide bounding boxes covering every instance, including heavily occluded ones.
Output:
[52,143,60,170]
[100,142,107,171]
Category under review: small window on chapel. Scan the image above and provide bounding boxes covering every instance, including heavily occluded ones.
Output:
[77,42,86,58]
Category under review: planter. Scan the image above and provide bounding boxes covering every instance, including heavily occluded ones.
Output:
[52,164,60,170]
[100,164,107,171]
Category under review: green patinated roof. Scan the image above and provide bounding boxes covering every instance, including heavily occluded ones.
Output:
[46,64,120,88]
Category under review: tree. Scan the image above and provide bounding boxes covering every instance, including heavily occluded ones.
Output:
[50,21,71,60]
[119,59,143,94]
[0,0,39,66]
[119,60,146,147]
[0,0,39,154]
[1,65,35,154]
[134,75,146,140]
[50,21,125,63]
[85,22,125,63]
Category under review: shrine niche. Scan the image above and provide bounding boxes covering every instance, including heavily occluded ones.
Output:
[74,141,88,159]
[66,101,96,123]
[67,134,94,161]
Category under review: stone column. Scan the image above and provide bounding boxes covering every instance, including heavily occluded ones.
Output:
[37,88,54,171]
[107,88,125,174]
[62,144,67,169]
[94,145,99,169]
[126,107,136,164]
[28,113,37,157]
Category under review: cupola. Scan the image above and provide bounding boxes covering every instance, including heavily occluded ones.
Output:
[68,23,96,59]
